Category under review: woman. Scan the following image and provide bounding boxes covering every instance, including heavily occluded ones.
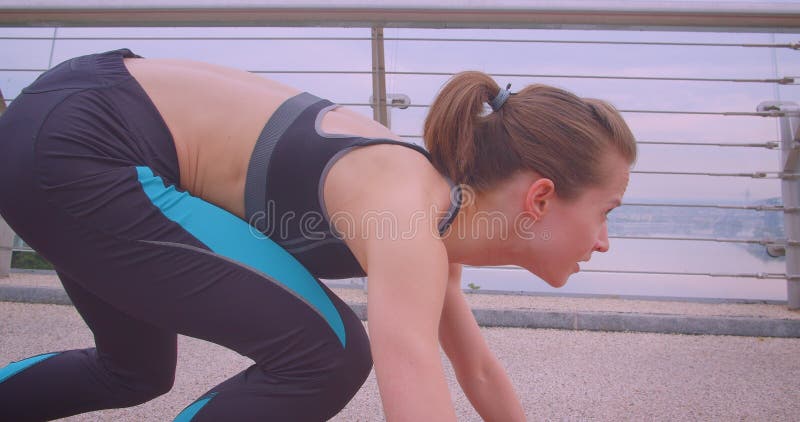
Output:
[0,48,636,421]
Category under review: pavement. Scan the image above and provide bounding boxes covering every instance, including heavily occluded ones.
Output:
[2,272,800,421]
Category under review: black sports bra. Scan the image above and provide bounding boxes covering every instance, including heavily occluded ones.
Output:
[244,92,461,279]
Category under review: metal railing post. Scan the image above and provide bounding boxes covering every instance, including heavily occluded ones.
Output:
[370,26,389,128]
[758,101,800,310]
[364,26,390,293]
[0,217,12,278]
[0,88,12,277]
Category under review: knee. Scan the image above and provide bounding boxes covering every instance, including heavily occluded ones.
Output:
[141,370,176,399]
[109,367,175,407]
[341,323,372,388]
[286,319,372,394]
[326,319,373,400]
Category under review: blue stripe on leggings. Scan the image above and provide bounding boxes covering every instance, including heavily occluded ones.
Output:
[174,392,218,422]
[0,352,59,384]
[135,166,346,347]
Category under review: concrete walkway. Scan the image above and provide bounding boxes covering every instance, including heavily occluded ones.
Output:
[2,272,800,420]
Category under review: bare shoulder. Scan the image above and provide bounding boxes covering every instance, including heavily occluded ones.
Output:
[326,144,452,218]
[324,144,453,269]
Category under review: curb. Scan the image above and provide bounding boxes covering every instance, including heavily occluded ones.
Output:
[0,285,72,306]
[3,284,800,339]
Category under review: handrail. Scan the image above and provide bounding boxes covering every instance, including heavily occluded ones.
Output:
[0,1,799,32]
[0,35,797,50]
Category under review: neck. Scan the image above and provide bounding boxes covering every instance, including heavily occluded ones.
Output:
[441,203,505,266]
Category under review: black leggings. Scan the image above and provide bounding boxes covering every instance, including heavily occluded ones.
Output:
[0,49,371,421]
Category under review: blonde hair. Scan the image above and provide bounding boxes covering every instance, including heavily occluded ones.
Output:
[423,71,637,201]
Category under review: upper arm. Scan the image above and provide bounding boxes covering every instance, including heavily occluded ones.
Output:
[322,143,454,348]
[362,179,450,344]
[342,152,457,419]
[326,144,452,333]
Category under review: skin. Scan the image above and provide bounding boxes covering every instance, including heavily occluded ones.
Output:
[442,153,630,288]
[329,148,629,421]
[124,57,630,421]
[123,57,400,220]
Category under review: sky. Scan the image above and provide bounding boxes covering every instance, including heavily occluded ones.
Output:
[1,13,799,299]
[1,23,798,204]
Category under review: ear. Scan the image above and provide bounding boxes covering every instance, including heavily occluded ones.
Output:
[524,178,555,220]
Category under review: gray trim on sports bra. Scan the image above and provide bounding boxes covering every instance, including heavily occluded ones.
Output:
[244,92,321,231]
[315,143,462,239]
[311,103,461,238]
[317,146,358,241]
[245,92,462,248]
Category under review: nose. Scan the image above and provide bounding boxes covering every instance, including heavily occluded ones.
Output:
[594,223,610,253]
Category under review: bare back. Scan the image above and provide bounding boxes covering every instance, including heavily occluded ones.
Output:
[123,57,405,220]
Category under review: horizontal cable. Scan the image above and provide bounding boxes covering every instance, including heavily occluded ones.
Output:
[4,67,787,85]
[610,235,799,247]
[384,37,800,50]
[385,70,796,85]
[580,269,788,279]
[1,98,785,118]
[633,171,800,179]
[399,135,780,149]
[631,170,780,178]
[338,102,786,116]
[248,69,798,85]
[1,36,797,50]
[468,265,788,279]
[637,140,780,149]
[0,68,45,72]
[621,202,796,212]
[0,36,372,41]
[340,102,789,116]
[13,95,765,117]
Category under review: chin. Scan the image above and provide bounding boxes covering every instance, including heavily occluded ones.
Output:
[522,264,570,288]
[544,276,569,289]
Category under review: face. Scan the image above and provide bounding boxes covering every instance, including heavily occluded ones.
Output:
[510,153,630,288]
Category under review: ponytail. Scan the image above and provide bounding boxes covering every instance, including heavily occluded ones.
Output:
[423,71,501,188]
[424,71,637,199]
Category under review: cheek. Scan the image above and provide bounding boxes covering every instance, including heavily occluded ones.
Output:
[554,214,597,253]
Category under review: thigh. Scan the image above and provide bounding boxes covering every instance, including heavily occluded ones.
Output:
[55,269,177,378]
[36,164,356,365]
